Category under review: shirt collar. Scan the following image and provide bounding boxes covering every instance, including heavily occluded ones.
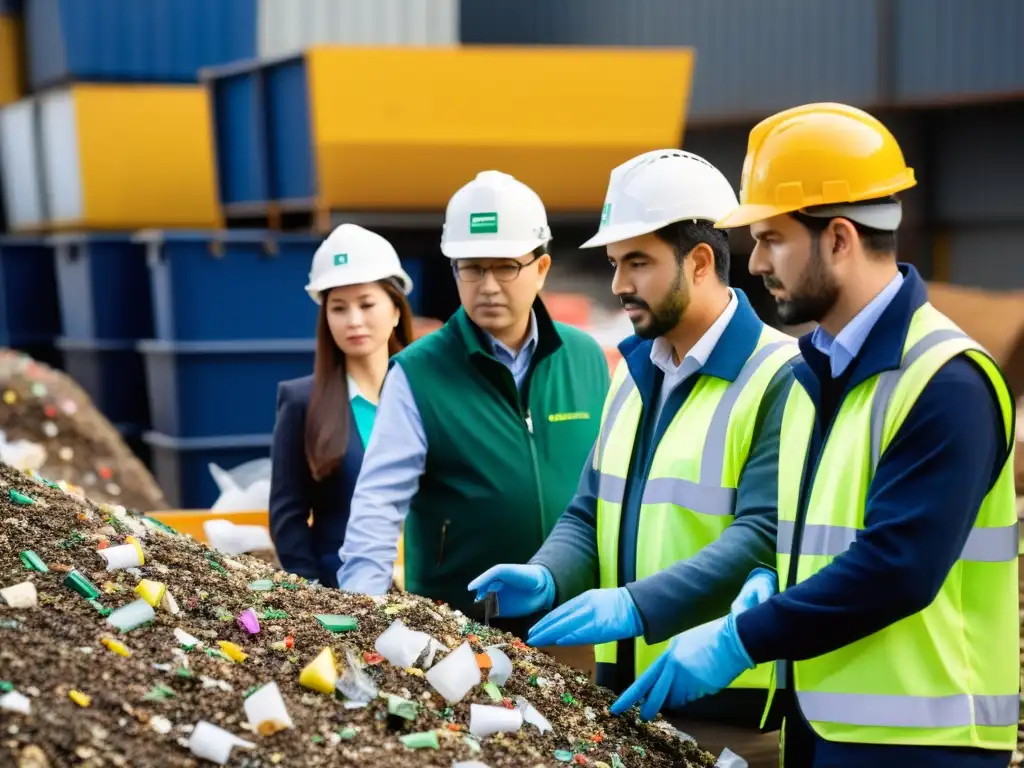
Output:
[347,375,367,403]
[488,309,539,363]
[810,271,904,377]
[649,289,738,375]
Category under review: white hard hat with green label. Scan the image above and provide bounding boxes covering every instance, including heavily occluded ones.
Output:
[305,223,413,304]
[581,149,739,249]
[440,170,552,260]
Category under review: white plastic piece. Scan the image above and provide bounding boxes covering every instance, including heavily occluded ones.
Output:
[425,642,481,703]
[335,650,378,703]
[483,646,513,686]
[208,462,272,513]
[189,721,256,765]
[0,691,31,715]
[174,628,202,649]
[161,589,180,614]
[202,519,273,556]
[422,637,447,670]
[107,599,155,632]
[716,748,749,768]
[1,581,38,608]
[244,682,293,734]
[150,715,172,735]
[514,696,552,734]
[374,619,431,669]
[468,703,523,739]
[99,543,144,570]
[0,431,47,471]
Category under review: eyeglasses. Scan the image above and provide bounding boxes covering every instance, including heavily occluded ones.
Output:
[452,253,541,283]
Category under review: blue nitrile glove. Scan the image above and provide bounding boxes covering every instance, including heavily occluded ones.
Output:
[610,613,754,721]
[467,564,556,618]
[730,567,777,616]
[526,587,643,647]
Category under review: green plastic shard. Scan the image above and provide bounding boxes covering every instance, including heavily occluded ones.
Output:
[315,614,358,632]
[386,694,419,721]
[399,731,439,750]
[143,685,175,701]
[339,727,357,740]
[64,570,100,599]
[19,551,48,572]
[8,489,35,505]
[248,579,275,592]
[481,682,502,702]
[87,599,112,617]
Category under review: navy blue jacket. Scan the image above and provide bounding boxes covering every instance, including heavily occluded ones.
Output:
[269,375,365,588]
[531,289,794,726]
[736,265,1014,767]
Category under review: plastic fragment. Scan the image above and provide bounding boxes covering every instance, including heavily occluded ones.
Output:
[716,748,749,767]
[387,694,419,721]
[261,608,288,620]
[335,650,379,703]
[188,720,256,766]
[0,691,31,714]
[150,715,172,735]
[236,608,261,634]
[299,647,337,694]
[248,579,275,592]
[134,579,166,607]
[399,730,439,749]
[554,751,574,763]
[19,550,47,572]
[374,619,431,668]
[203,519,274,555]
[338,727,358,740]
[1,581,37,608]
[69,690,91,707]
[218,641,248,663]
[363,651,384,665]
[515,696,552,734]
[426,642,481,704]
[101,637,131,657]
[609,755,625,768]
[481,682,502,702]
[315,614,358,632]
[107,599,155,632]
[0,681,12,692]
[483,646,513,686]
[468,703,523,739]
[143,685,175,701]
[99,541,144,570]
[244,681,293,736]
[64,570,100,599]
[8,489,35,505]
[475,653,492,670]
[160,589,179,614]
[174,627,201,650]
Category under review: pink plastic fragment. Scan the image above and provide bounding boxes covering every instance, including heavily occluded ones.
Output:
[237,608,261,635]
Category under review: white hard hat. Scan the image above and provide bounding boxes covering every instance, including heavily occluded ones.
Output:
[581,149,739,249]
[305,223,413,304]
[440,170,551,260]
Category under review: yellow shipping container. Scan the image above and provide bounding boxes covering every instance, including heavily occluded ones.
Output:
[304,45,693,213]
[0,13,23,106]
[2,84,220,232]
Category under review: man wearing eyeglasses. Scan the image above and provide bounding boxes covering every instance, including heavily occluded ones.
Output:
[337,171,610,662]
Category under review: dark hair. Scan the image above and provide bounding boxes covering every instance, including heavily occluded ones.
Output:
[532,243,549,258]
[652,220,731,285]
[304,279,414,481]
[791,196,899,256]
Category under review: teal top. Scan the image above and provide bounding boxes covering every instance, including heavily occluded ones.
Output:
[348,376,377,447]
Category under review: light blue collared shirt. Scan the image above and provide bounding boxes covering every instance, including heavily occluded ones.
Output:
[811,272,904,378]
[336,311,540,593]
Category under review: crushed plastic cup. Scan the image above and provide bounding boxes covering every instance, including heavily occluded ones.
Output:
[0,691,31,715]
[483,646,513,686]
[374,619,431,668]
[134,579,166,607]
[514,696,552,734]
[335,650,378,703]
[99,542,144,570]
[188,720,256,766]
[716,748,748,768]
[236,608,260,634]
[243,681,293,736]
[468,703,523,739]
[203,519,273,556]
[1,581,38,608]
[425,642,481,703]
[107,599,156,632]
[299,647,337,694]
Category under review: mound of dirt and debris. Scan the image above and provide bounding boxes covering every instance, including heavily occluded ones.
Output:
[0,350,167,512]
[0,460,714,767]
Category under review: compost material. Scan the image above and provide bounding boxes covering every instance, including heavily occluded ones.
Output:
[0,460,714,767]
[0,350,166,512]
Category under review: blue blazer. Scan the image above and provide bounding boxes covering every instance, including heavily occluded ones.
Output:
[269,375,365,587]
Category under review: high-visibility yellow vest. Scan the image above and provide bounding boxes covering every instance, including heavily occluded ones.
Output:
[772,301,1019,749]
[594,325,798,687]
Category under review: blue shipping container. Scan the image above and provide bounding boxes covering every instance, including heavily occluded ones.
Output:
[55,337,150,426]
[51,234,154,342]
[144,431,271,508]
[137,230,321,342]
[24,0,257,91]
[138,339,315,439]
[0,236,61,347]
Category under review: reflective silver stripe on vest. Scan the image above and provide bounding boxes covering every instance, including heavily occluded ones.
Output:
[597,374,637,468]
[597,473,627,505]
[869,329,967,468]
[796,690,1019,729]
[778,519,1019,562]
[641,477,735,516]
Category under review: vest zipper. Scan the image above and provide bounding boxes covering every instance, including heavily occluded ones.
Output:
[524,408,545,523]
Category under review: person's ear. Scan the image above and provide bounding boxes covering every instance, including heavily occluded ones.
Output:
[688,243,715,285]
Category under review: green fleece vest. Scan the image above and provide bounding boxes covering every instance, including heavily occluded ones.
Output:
[396,300,610,614]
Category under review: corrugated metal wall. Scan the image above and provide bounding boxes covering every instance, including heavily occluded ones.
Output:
[258,0,458,58]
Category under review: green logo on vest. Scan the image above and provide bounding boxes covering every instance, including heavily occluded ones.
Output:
[333,253,349,266]
[469,212,498,235]
[548,411,591,423]
[600,203,611,227]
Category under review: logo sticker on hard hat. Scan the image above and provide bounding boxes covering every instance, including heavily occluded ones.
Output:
[469,212,498,235]
[600,203,611,227]
[333,254,349,266]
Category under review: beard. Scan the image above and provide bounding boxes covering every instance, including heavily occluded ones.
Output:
[622,266,690,340]
[768,240,840,326]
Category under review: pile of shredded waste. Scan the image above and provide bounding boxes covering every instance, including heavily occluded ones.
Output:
[0,350,166,511]
[0,460,714,767]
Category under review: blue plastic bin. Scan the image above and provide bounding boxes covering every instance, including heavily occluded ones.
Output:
[138,339,314,438]
[55,337,151,426]
[0,237,61,348]
[24,0,257,91]
[136,230,321,341]
[52,234,154,341]
[143,431,271,509]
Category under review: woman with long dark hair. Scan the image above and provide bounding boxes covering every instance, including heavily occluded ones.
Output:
[269,224,414,587]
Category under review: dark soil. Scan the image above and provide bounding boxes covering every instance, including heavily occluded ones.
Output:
[0,460,715,767]
[0,350,167,512]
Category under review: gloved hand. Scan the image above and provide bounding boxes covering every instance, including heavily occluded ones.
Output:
[467,564,555,618]
[730,567,777,616]
[526,587,643,647]
[610,613,754,721]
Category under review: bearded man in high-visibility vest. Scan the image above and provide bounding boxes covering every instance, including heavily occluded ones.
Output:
[470,149,800,763]
[611,103,1020,768]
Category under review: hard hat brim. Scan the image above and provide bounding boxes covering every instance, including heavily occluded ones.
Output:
[305,268,414,304]
[441,238,546,260]
[714,203,793,230]
[580,221,663,249]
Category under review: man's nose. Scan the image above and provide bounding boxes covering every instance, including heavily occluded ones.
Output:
[610,267,632,297]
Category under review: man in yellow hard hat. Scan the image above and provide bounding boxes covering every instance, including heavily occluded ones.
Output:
[611,103,1019,768]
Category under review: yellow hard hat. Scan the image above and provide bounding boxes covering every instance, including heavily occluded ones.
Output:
[715,102,917,229]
